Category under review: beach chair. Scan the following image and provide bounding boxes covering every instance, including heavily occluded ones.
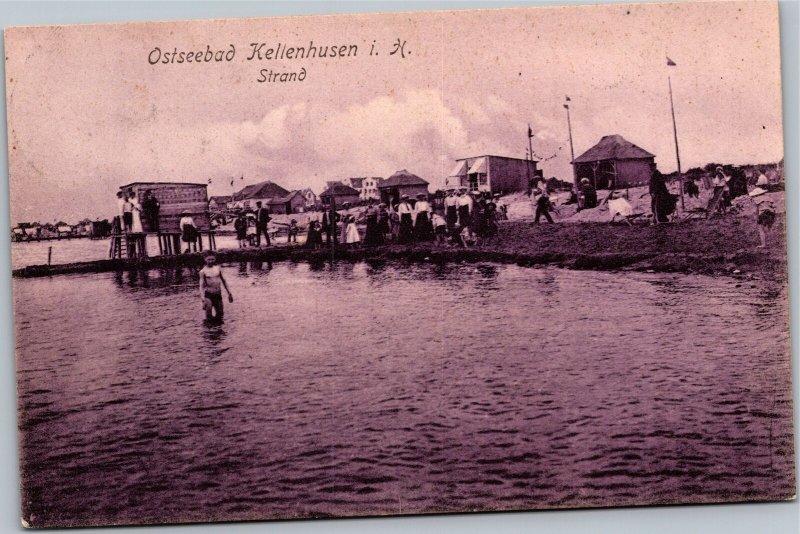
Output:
[607,197,646,225]
[706,187,727,218]
[678,207,708,221]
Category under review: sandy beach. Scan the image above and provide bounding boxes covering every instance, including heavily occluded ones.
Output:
[13,200,786,281]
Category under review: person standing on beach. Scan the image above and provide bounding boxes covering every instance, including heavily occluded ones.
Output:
[305,219,323,249]
[534,189,554,223]
[321,210,331,244]
[483,195,499,243]
[255,201,271,247]
[234,212,248,248]
[444,189,458,230]
[128,192,144,234]
[363,200,383,246]
[378,203,391,243]
[116,191,126,233]
[579,178,597,210]
[287,219,299,243]
[397,195,415,243]
[199,252,233,321]
[457,188,473,229]
[142,190,161,233]
[650,169,675,223]
[413,193,433,241]
[431,210,447,246]
[708,167,731,216]
[340,210,350,244]
[121,192,134,233]
[179,210,198,253]
[344,214,361,248]
[749,176,776,248]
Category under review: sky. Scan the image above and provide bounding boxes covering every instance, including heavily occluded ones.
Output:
[5,0,784,223]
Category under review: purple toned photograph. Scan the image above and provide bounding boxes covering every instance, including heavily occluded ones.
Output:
[5,0,795,528]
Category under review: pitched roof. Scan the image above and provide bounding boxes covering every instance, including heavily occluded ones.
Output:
[574,135,655,163]
[377,169,428,188]
[320,183,360,197]
[267,190,304,204]
[236,180,290,200]
[208,195,232,204]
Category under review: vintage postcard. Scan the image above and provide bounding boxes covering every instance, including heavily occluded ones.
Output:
[5,0,794,528]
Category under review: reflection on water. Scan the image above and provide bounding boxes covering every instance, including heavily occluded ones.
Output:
[13,263,795,527]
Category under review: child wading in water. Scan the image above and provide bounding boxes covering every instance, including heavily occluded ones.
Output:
[199,253,233,320]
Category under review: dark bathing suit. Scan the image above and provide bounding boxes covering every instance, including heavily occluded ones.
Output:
[205,291,224,318]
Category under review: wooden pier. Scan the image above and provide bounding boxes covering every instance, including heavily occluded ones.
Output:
[109,231,217,259]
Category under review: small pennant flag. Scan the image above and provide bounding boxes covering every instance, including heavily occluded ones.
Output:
[667,56,677,66]
[563,104,569,109]
[240,176,244,180]
[207,178,212,184]
[565,95,571,101]
[230,178,234,186]
[527,124,533,138]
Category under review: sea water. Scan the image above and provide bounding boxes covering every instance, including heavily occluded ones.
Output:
[13,262,794,526]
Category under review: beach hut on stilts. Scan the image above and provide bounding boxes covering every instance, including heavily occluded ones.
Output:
[111,182,215,259]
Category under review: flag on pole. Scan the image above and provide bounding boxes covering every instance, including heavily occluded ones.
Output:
[563,104,569,109]
[230,178,234,186]
[666,56,677,66]
[527,124,533,138]
[240,176,244,180]
[565,95,571,101]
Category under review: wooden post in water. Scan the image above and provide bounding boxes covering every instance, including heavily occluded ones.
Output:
[329,196,337,260]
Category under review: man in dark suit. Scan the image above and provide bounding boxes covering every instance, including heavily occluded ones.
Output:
[255,201,271,246]
[142,189,161,232]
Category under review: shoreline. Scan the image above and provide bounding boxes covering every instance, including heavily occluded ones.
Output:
[11,219,786,281]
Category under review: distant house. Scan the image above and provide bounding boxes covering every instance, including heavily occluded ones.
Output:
[346,177,365,192]
[344,177,382,200]
[90,219,112,239]
[11,227,27,242]
[74,219,93,236]
[208,195,232,210]
[446,155,538,194]
[39,225,58,239]
[573,135,655,190]
[234,180,291,210]
[319,182,361,206]
[377,169,429,205]
[301,188,318,207]
[268,190,307,214]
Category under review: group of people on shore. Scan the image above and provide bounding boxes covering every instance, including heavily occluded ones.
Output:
[232,201,274,248]
[300,189,505,250]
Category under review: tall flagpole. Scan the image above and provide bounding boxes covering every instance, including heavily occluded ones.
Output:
[525,146,531,193]
[667,64,684,210]
[527,124,535,184]
[565,100,577,193]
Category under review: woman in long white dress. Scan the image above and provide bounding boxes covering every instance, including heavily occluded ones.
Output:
[129,193,144,233]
